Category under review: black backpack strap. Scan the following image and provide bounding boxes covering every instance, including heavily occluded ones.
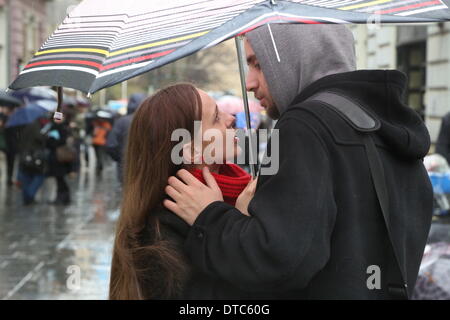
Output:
[307,91,380,132]
[305,91,409,300]
[363,134,409,300]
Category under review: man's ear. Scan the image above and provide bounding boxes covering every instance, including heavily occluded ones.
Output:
[182,142,202,164]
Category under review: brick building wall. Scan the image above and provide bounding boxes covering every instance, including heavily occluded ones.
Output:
[8,0,49,83]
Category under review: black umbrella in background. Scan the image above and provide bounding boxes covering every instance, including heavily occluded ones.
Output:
[0,90,22,108]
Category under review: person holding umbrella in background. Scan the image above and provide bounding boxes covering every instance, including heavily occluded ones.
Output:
[17,115,50,206]
[44,114,76,206]
[90,110,113,177]
[1,92,54,205]
[0,90,22,186]
[3,88,57,188]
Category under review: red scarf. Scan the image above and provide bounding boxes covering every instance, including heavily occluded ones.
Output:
[189,164,252,206]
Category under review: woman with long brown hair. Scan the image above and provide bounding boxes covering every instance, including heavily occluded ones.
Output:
[109,83,255,299]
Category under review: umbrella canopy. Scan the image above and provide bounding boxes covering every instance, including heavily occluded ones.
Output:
[9,0,450,94]
[34,99,58,112]
[217,95,263,114]
[10,87,57,104]
[0,89,22,108]
[5,104,49,128]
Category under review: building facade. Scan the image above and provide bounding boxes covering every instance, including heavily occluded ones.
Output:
[8,0,50,85]
[349,22,450,149]
[0,0,8,88]
[0,0,80,89]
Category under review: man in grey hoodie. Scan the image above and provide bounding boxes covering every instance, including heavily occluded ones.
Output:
[164,24,433,299]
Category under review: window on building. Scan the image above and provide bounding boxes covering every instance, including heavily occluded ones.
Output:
[397,42,427,120]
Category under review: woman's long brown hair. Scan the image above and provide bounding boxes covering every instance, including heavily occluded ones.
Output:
[109,83,202,300]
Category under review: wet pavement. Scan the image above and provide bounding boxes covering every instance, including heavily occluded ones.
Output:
[0,152,121,300]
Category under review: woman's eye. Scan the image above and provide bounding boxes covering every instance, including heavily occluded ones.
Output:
[255,63,261,70]
[215,113,220,122]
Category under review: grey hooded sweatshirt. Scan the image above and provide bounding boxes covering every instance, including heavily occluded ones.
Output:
[246,24,357,114]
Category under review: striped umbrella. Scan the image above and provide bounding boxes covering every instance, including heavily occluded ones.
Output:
[8,0,450,95]
[8,0,450,176]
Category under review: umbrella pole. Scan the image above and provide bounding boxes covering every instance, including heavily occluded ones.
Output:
[54,87,64,122]
[235,35,257,178]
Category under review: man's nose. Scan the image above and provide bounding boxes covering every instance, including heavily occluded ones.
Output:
[245,72,257,93]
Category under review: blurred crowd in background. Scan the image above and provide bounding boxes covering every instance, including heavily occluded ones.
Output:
[0,87,272,207]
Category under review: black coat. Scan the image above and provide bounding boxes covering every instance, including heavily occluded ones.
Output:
[106,93,146,164]
[183,70,433,299]
[435,112,450,164]
[18,120,47,155]
[46,123,73,177]
[106,114,133,164]
[140,206,252,299]
[17,120,48,174]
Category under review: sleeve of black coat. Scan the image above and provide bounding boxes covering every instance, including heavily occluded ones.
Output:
[184,117,337,293]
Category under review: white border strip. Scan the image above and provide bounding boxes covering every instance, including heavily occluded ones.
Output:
[19,65,100,76]
[97,60,153,78]
[18,60,155,81]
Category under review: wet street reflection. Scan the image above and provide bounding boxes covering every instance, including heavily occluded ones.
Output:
[0,157,120,300]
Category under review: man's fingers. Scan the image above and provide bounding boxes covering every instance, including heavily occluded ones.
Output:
[165,185,181,201]
[163,199,195,226]
[176,169,203,187]
[202,167,220,190]
[168,176,189,193]
[163,199,184,217]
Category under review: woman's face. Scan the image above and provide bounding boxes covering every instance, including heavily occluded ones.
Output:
[197,89,241,164]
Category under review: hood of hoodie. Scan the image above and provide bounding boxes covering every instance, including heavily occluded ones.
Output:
[246,24,356,114]
[127,93,146,115]
[290,69,431,160]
